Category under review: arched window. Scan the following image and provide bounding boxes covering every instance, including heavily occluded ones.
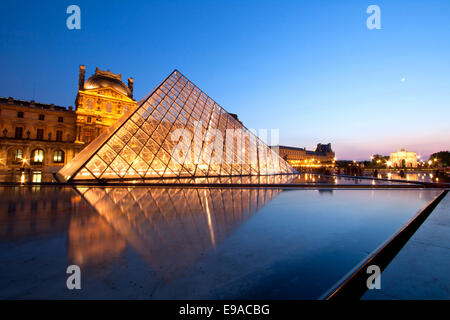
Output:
[31,149,44,164]
[86,99,94,110]
[13,149,23,163]
[105,102,112,113]
[53,150,65,163]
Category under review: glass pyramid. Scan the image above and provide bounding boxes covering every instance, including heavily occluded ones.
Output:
[57,70,296,182]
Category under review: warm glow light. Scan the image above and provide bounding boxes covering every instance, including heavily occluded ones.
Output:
[59,70,296,181]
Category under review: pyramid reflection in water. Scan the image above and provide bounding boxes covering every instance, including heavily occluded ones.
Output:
[76,187,281,279]
[57,70,295,182]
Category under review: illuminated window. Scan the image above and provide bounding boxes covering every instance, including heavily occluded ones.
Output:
[86,99,94,110]
[53,150,64,163]
[32,171,42,183]
[14,149,23,162]
[32,149,44,164]
[106,102,112,113]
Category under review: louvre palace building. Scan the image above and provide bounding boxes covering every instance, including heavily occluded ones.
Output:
[0,66,136,175]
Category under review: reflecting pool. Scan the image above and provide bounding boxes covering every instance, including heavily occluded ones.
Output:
[0,171,408,186]
[0,186,441,299]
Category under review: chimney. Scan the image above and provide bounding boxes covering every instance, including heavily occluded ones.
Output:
[128,77,134,98]
[78,65,86,90]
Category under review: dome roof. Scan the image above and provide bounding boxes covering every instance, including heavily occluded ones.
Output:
[83,69,132,98]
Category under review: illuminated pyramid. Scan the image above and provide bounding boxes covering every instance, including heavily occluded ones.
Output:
[57,70,296,182]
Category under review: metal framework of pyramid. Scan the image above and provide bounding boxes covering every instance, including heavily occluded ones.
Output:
[56,70,296,182]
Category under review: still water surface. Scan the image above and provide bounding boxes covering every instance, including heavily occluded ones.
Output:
[0,186,440,299]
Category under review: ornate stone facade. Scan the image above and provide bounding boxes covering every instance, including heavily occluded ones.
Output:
[0,65,136,174]
[75,66,136,143]
[0,97,82,173]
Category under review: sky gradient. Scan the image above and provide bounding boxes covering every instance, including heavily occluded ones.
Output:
[0,0,449,160]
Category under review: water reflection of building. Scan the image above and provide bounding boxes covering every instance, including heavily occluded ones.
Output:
[389,149,418,168]
[274,143,335,168]
[67,213,126,269]
[0,66,136,174]
[76,187,281,280]
[0,186,127,274]
[0,187,79,240]
[0,185,282,280]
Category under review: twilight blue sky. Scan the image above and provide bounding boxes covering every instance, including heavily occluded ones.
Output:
[0,0,449,160]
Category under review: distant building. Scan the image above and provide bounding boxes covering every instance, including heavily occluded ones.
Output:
[0,65,136,173]
[389,149,418,168]
[274,143,335,168]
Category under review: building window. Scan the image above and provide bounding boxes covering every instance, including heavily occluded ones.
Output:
[31,149,44,164]
[56,130,63,142]
[14,149,23,163]
[39,114,45,120]
[86,99,93,110]
[58,117,63,123]
[53,150,64,163]
[84,129,92,143]
[117,105,122,114]
[106,102,112,113]
[36,129,44,140]
[124,105,129,114]
[15,127,23,139]
[87,116,92,123]
[17,111,24,118]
